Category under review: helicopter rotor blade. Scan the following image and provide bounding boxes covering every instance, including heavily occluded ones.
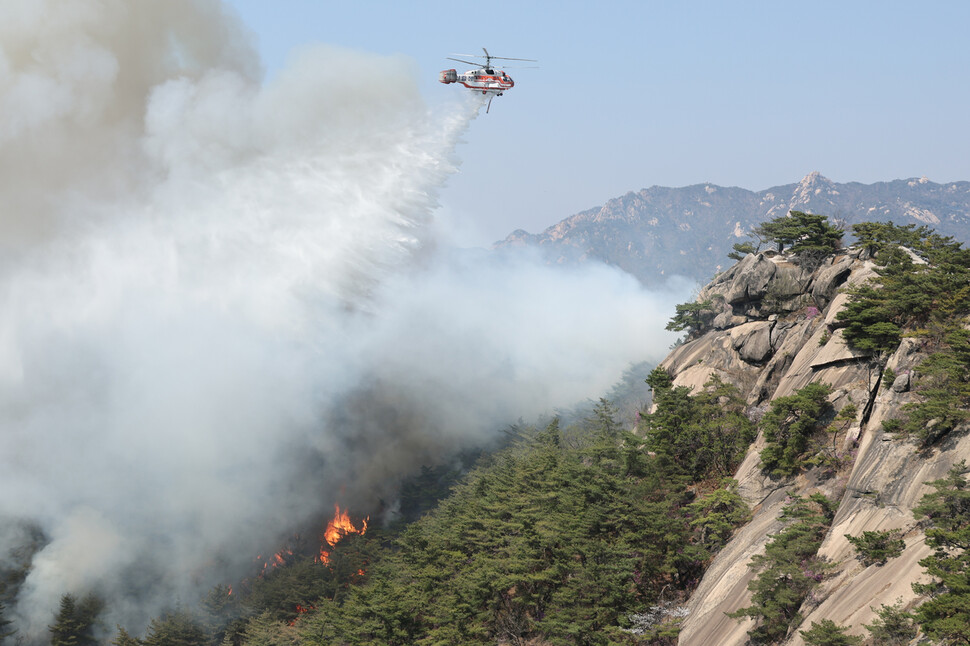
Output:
[446,57,481,67]
[486,56,538,62]
[450,52,538,63]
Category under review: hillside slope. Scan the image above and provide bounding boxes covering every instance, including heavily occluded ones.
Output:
[496,173,970,285]
[663,247,969,645]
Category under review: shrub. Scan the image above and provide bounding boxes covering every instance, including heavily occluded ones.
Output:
[665,299,714,337]
[799,619,862,646]
[844,529,905,566]
[881,366,897,391]
[759,383,833,477]
[863,600,917,646]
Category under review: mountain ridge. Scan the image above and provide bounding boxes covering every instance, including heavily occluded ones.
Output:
[496,173,970,285]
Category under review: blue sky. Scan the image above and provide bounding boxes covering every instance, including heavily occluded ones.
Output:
[225,0,970,245]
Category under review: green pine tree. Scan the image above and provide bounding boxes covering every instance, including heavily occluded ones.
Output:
[49,594,103,646]
[911,461,970,643]
[799,619,862,646]
[0,601,15,645]
[142,609,207,646]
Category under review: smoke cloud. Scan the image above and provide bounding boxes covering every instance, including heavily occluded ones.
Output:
[0,0,686,639]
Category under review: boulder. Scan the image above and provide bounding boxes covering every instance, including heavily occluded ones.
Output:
[768,261,810,300]
[891,371,911,393]
[712,311,747,330]
[811,255,855,303]
[721,254,777,305]
[731,322,774,364]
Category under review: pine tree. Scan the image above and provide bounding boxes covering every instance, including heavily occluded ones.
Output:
[49,594,102,646]
[799,619,862,646]
[111,626,143,646]
[729,496,835,644]
[911,462,970,643]
[50,595,81,646]
[863,600,917,646]
[0,601,15,645]
[751,211,843,257]
[142,609,207,646]
[758,382,833,477]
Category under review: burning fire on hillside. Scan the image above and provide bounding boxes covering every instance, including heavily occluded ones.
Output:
[318,504,368,564]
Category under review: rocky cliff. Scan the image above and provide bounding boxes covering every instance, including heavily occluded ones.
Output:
[664,248,969,645]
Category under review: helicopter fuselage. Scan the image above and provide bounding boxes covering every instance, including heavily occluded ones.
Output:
[438,68,513,95]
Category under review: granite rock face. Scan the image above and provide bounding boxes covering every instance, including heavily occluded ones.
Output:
[662,249,966,646]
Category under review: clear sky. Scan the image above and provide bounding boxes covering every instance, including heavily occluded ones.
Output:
[225,0,970,246]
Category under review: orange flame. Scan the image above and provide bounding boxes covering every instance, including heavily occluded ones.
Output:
[323,504,368,546]
[316,504,368,565]
[288,603,316,626]
[255,547,293,573]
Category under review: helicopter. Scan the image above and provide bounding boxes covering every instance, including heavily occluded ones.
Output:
[439,48,536,112]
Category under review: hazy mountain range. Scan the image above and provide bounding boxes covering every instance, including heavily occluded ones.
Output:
[496,171,970,285]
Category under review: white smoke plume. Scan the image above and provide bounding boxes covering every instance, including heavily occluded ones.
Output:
[0,0,686,639]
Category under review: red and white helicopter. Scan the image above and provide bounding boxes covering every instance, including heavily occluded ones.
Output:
[439,48,536,112]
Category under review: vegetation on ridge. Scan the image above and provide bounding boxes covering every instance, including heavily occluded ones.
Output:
[728,494,836,644]
[758,383,834,478]
[912,461,970,644]
[837,221,970,447]
[750,211,844,267]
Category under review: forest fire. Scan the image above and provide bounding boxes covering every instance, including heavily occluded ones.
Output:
[256,547,293,573]
[288,603,316,626]
[317,504,368,565]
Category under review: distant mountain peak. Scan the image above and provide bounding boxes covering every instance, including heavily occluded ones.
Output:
[496,174,970,285]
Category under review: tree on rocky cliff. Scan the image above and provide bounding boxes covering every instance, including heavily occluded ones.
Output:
[851,221,934,258]
[644,368,755,481]
[841,225,970,447]
[751,211,843,258]
[758,383,834,478]
[799,619,862,645]
[665,299,715,338]
[729,494,836,644]
[727,241,757,261]
[912,461,970,644]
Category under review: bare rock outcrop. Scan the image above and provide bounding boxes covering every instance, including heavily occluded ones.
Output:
[666,249,964,645]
